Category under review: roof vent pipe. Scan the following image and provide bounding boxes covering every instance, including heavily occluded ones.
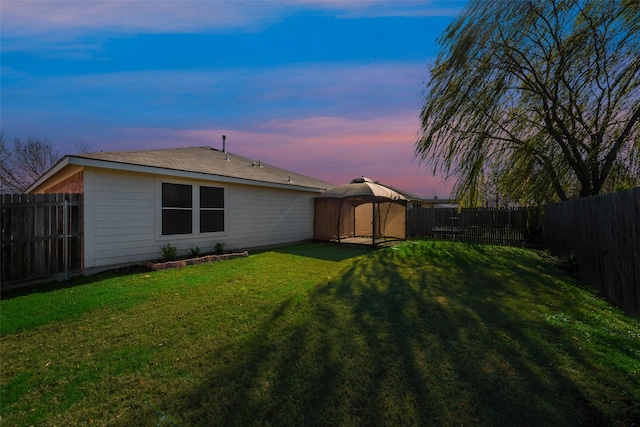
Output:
[222,134,226,152]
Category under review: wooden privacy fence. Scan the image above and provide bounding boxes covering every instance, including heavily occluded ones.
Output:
[543,187,640,318]
[407,207,542,246]
[1,193,83,288]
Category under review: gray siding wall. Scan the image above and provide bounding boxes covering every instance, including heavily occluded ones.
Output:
[84,168,316,269]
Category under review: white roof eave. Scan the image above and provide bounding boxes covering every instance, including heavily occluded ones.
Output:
[29,156,326,193]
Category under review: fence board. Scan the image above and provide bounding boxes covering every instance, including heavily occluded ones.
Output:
[1,193,83,288]
[543,187,640,318]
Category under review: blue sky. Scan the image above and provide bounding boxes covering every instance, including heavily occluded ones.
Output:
[1,0,466,197]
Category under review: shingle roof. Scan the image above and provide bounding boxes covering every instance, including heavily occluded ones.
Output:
[74,146,334,191]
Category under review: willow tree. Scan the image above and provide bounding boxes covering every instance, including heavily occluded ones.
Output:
[416,0,640,205]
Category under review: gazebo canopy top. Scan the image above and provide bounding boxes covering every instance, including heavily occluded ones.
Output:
[315,177,407,202]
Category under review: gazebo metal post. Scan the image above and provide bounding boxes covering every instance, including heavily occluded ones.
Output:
[337,199,343,243]
[381,201,393,242]
[371,202,376,245]
[352,202,356,238]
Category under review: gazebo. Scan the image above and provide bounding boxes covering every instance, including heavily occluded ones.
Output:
[314,177,408,245]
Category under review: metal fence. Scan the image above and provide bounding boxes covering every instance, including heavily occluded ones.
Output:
[407,207,542,246]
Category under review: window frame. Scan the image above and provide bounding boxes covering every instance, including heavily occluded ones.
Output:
[156,179,228,240]
[199,186,225,233]
[161,182,193,236]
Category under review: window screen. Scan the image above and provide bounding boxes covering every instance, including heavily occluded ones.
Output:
[200,186,225,233]
[200,186,224,208]
[162,183,193,235]
[162,183,192,208]
[163,210,193,235]
[200,210,224,233]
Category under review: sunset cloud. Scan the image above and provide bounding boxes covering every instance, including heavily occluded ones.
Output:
[1,1,462,41]
[2,61,427,132]
[2,1,459,199]
[163,114,450,197]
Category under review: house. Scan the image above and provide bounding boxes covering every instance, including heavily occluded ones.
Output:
[26,146,334,273]
[376,183,458,209]
[404,196,458,209]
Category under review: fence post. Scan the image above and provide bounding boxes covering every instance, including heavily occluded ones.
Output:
[64,197,69,280]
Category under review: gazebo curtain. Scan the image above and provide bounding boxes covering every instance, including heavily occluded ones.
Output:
[314,197,406,243]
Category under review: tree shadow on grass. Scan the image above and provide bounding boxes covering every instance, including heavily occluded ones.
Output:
[117,241,639,426]
[272,242,377,262]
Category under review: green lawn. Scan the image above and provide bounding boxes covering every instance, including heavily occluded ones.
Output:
[1,241,639,426]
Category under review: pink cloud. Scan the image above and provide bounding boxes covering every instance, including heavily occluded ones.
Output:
[0,1,271,39]
[1,0,462,40]
[69,113,452,198]
[297,0,464,18]
[170,115,453,198]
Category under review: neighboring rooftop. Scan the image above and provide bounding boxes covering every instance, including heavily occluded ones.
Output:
[371,180,457,205]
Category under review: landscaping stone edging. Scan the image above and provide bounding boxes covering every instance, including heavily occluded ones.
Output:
[145,251,249,271]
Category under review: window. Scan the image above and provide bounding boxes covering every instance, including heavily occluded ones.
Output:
[161,182,226,236]
[200,186,224,233]
[162,183,192,235]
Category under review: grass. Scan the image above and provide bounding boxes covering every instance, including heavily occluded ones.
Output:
[1,240,639,426]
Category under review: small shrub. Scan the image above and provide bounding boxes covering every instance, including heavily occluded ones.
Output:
[214,242,225,255]
[189,246,201,258]
[557,252,579,277]
[160,242,178,261]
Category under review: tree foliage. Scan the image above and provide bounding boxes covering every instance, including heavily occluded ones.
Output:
[416,0,640,205]
[0,134,61,193]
